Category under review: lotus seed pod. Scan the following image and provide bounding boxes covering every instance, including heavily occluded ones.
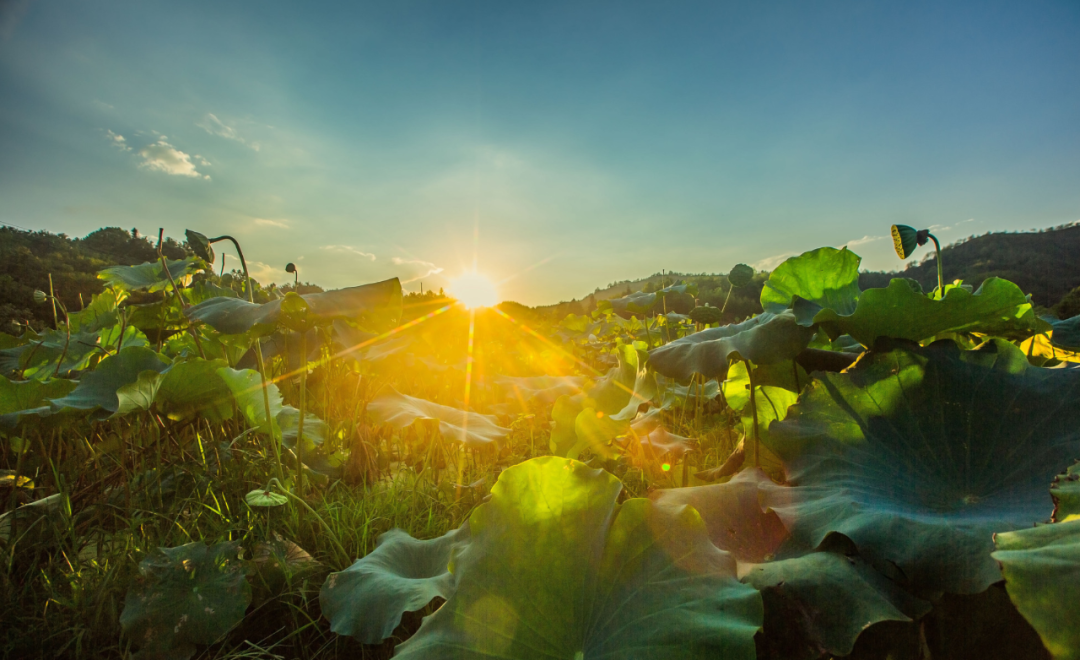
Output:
[891,224,919,259]
[185,229,215,264]
[33,290,47,304]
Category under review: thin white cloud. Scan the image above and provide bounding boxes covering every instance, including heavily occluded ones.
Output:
[105,129,131,151]
[753,253,795,271]
[322,245,376,261]
[197,113,260,151]
[253,218,289,229]
[928,224,951,232]
[391,257,444,283]
[138,137,209,180]
[842,235,883,249]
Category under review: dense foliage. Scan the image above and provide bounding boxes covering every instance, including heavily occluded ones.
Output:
[1,225,1079,660]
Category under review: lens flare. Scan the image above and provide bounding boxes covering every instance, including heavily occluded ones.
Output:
[450,271,498,309]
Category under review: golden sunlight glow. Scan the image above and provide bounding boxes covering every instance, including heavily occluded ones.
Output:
[449,271,499,309]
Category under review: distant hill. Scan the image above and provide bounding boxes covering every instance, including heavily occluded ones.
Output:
[0,226,190,332]
[540,222,1080,321]
[859,222,1080,310]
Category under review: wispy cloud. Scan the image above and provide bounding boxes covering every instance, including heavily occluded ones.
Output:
[391,257,444,283]
[197,113,260,151]
[322,245,376,261]
[753,253,795,271]
[138,137,209,180]
[104,129,131,151]
[254,218,289,229]
[842,235,883,249]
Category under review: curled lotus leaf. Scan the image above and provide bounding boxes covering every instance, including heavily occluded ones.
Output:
[759,247,862,316]
[393,456,762,660]
[320,525,470,644]
[992,519,1080,660]
[648,311,815,383]
[98,257,201,293]
[48,347,169,417]
[367,388,509,447]
[120,541,251,660]
[814,277,1051,347]
[689,305,724,326]
[187,278,403,335]
[762,338,1080,594]
[654,470,930,659]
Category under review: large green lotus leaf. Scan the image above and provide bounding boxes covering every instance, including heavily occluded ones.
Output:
[99,257,200,293]
[655,470,929,659]
[320,525,470,643]
[648,311,815,382]
[48,347,168,416]
[367,388,508,447]
[0,377,77,430]
[154,359,234,422]
[1048,315,1080,351]
[815,277,1050,347]
[187,278,403,335]
[217,367,284,439]
[762,338,1080,595]
[120,541,251,660]
[569,406,628,459]
[993,519,1080,660]
[760,247,862,315]
[181,281,238,305]
[67,288,125,333]
[1052,461,1080,523]
[393,456,762,659]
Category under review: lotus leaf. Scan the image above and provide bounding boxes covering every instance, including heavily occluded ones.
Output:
[366,388,508,446]
[1052,461,1080,522]
[992,519,1080,660]
[6,328,104,380]
[599,283,698,316]
[99,257,200,293]
[549,394,584,455]
[48,347,168,417]
[153,359,234,422]
[655,470,929,659]
[814,277,1050,347]
[763,338,1080,594]
[120,541,251,660]
[115,370,166,416]
[217,367,284,439]
[0,377,77,430]
[245,489,288,507]
[67,288,125,332]
[1048,315,1080,351]
[187,278,402,335]
[393,456,762,659]
[278,406,344,477]
[760,247,861,315]
[648,311,814,382]
[320,525,469,643]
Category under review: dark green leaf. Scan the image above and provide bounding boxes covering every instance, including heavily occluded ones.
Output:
[99,257,201,293]
[320,526,468,643]
[49,347,169,416]
[120,541,250,660]
[763,338,1080,594]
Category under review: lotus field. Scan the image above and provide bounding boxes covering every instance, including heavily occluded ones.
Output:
[3,227,1080,660]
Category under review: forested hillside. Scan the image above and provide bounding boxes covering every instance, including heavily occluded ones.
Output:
[859,223,1080,310]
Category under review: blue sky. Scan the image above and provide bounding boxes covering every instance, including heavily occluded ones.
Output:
[1,0,1078,305]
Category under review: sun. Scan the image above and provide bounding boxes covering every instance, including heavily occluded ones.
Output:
[449,271,498,309]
